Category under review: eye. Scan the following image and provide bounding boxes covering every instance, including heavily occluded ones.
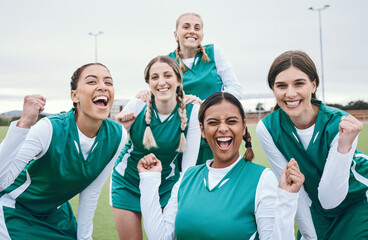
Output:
[275,83,286,88]
[295,81,305,86]
[151,75,158,80]
[195,26,201,31]
[87,80,97,84]
[165,74,172,78]
[207,120,218,125]
[105,81,113,86]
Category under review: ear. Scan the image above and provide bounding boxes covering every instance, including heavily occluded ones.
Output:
[242,119,246,136]
[71,90,79,105]
[174,31,179,42]
[199,122,206,139]
[312,80,317,94]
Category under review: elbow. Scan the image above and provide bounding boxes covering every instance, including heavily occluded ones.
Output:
[318,186,347,210]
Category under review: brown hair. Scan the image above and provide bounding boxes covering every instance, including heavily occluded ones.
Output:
[198,92,254,162]
[143,56,188,152]
[267,50,319,110]
[175,13,210,73]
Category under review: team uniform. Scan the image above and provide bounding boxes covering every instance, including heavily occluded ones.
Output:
[0,109,127,240]
[169,44,244,164]
[110,99,201,212]
[257,100,368,239]
[139,156,299,240]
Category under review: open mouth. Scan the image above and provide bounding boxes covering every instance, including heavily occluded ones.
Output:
[185,36,197,41]
[285,100,301,107]
[216,137,233,150]
[92,95,109,107]
[157,88,169,93]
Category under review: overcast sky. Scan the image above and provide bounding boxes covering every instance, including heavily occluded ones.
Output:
[1,0,367,113]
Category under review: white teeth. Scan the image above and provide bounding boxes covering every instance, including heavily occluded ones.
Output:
[286,101,300,106]
[158,88,169,92]
[93,96,108,102]
[217,137,232,142]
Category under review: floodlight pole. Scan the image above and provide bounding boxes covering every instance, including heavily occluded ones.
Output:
[309,5,329,103]
[88,31,103,62]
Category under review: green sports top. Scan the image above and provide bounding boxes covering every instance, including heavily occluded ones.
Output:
[262,100,368,217]
[168,44,222,100]
[1,109,123,215]
[175,159,265,240]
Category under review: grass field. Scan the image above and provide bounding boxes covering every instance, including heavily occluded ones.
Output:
[1,124,368,239]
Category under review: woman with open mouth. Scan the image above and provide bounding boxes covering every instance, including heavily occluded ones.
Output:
[138,92,305,240]
[167,12,244,166]
[0,63,128,239]
[110,56,201,240]
[257,50,368,239]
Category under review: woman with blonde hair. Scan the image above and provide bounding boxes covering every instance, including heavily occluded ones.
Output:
[111,56,201,240]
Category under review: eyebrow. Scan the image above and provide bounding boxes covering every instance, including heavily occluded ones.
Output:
[84,75,112,80]
[205,116,239,122]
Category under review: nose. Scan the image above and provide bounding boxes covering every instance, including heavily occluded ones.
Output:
[286,86,297,98]
[97,81,108,91]
[218,122,229,133]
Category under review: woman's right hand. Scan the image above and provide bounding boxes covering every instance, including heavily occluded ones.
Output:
[115,110,136,129]
[136,89,150,102]
[17,94,46,128]
[137,153,162,173]
[279,158,305,193]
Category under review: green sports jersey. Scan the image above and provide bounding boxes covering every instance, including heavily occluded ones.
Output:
[175,159,265,240]
[168,44,222,100]
[262,100,368,239]
[111,102,193,211]
[1,109,123,239]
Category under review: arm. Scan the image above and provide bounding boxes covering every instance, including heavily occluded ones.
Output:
[77,127,127,240]
[0,95,49,191]
[256,121,317,239]
[318,115,360,209]
[255,169,299,240]
[181,103,201,171]
[138,155,181,240]
[213,45,244,99]
[115,98,146,131]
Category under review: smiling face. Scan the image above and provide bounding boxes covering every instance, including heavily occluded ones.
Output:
[147,61,180,106]
[200,100,246,168]
[175,14,204,51]
[71,64,114,123]
[273,66,317,123]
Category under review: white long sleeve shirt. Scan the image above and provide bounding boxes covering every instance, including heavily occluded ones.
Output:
[139,156,299,240]
[0,118,127,240]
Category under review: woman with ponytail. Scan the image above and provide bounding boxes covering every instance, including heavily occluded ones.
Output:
[137,92,305,240]
[257,50,368,239]
[110,56,201,240]
[0,63,128,239]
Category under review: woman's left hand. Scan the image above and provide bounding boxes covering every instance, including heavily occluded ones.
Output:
[338,115,363,154]
[279,158,305,193]
[184,94,202,105]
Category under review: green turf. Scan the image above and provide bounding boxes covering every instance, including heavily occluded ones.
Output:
[1,124,368,239]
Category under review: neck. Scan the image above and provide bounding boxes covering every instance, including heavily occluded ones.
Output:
[180,44,198,59]
[75,112,102,138]
[290,104,319,129]
[154,97,177,115]
[211,153,240,169]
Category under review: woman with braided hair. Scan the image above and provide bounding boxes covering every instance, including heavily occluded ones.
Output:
[137,92,305,240]
[110,56,201,240]
[168,12,244,165]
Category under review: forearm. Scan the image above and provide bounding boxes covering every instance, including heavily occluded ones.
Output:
[139,172,177,240]
[318,135,357,209]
